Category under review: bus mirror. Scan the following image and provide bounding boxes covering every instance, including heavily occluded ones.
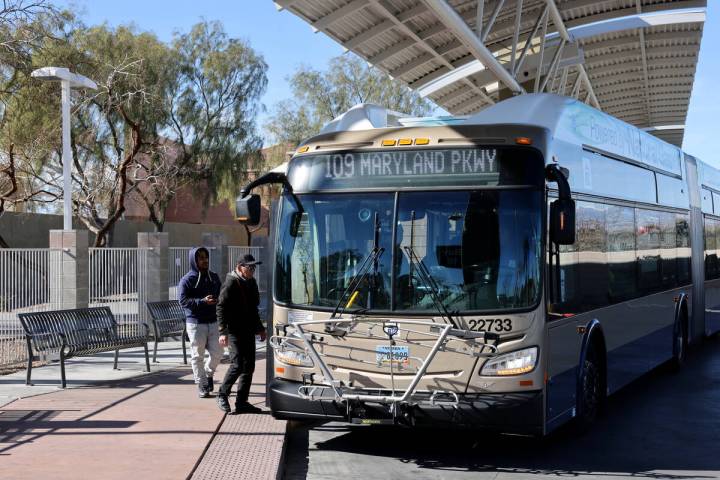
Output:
[235,194,261,225]
[290,212,303,237]
[550,198,575,245]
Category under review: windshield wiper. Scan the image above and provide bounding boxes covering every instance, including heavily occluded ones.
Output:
[330,247,385,320]
[403,245,458,329]
[330,212,385,320]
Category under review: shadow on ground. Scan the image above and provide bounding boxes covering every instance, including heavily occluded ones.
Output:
[284,336,720,479]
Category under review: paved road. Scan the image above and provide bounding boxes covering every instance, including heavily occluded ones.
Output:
[284,335,720,480]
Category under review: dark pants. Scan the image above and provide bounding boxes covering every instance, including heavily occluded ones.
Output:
[219,333,256,404]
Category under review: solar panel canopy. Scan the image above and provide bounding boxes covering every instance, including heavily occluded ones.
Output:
[275,0,706,147]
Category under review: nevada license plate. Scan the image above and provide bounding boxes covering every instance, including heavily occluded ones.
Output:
[375,345,409,366]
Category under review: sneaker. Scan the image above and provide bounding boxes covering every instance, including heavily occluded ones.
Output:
[234,402,263,414]
[206,376,214,393]
[197,383,210,398]
[216,395,231,413]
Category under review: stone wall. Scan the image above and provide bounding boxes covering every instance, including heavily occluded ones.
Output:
[0,211,252,248]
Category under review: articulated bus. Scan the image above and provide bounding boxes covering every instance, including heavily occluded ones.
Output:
[238,93,720,435]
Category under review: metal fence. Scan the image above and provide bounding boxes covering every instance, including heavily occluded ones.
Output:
[228,246,268,320]
[0,248,57,367]
[0,244,266,367]
[89,248,149,330]
[168,247,221,299]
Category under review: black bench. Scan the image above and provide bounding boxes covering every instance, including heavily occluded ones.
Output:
[146,300,187,364]
[18,306,150,388]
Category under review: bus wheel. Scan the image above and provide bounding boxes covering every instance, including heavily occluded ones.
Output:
[576,346,603,432]
[671,312,688,370]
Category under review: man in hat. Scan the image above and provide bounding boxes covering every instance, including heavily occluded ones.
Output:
[216,253,267,414]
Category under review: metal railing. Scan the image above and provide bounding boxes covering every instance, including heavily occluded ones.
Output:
[0,248,57,367]
[168,247,221,299]
[89,247,149,328]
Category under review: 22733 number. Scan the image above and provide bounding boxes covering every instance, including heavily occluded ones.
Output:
[467,318,512,332]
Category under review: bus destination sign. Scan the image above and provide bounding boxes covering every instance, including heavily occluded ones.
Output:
[287,147,544,190]
[321,148,498,179]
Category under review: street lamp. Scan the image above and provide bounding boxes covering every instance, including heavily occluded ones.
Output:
[31,67,97,231]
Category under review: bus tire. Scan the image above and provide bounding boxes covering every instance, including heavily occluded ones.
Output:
[575,344,603,432]
[671,306,689,370]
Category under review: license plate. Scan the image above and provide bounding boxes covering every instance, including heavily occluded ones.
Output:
[375,345,409,366]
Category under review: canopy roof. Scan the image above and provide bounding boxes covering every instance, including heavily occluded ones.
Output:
[275,0,706,146]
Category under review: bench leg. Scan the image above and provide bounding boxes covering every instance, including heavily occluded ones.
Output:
[60,349,67,389]
[153,339,159,363]
[143,343,151,372]
[182,329,187,365]
[113,349,119,370]
[26,354,32,386]
[25,339,33,385]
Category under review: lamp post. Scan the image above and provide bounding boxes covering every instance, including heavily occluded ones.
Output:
[31,67,97,231]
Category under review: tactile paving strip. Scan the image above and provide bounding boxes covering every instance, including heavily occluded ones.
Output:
[191,408,287,480]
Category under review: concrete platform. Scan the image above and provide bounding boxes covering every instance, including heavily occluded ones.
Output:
[0,341,287,480]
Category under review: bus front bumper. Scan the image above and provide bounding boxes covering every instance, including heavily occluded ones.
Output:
[269,378,544,434]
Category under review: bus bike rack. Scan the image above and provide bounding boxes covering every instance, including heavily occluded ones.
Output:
[269,317,500,411]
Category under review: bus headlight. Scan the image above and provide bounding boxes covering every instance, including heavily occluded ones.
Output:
[480,347,538,376]
[271,337,315,367]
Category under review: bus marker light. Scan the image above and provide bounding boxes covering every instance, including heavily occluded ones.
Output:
[275,367,285,374]
[296,145,310,153]
[515,137,532,145]
[382,139,397,146]
[398,138,412,145]
[519,380,533,387]
[415,138,430,145]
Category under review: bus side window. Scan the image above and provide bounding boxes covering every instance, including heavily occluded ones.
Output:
[659,211,677,289]
[676,214,691,285]
[705,217,719,280]
[577,202,609,312]
[636,209,662,294]
[607,205,637,302]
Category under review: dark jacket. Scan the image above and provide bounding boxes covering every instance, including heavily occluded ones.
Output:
[216,270,263,336]
[178,247,221,324]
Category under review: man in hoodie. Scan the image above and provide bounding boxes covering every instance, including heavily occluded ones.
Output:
[216,253,266,414]
[178,247,223,398]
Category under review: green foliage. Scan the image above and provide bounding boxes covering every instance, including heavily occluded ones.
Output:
[170,21,268,204]
[266,55,434,146]
[0,12,268,243]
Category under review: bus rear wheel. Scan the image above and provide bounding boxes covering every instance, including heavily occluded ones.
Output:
[576,347,603,432]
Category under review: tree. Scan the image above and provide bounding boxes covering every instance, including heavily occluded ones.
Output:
[1,18,268,246]
[133,21,268,233]
[266,55,434,146]
[0,0,63,247]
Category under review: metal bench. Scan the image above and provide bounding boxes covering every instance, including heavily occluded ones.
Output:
[146,300,187,364]
[18,307,150,388]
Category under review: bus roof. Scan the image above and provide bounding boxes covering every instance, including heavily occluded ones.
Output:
[466,94,683,176]
[316,93,685,178]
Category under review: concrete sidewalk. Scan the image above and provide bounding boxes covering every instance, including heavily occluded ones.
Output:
[0,342,287,480]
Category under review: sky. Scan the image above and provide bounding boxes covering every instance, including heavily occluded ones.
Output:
[55,0,719,166]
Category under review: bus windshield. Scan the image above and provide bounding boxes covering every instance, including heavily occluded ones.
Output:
[275,188,542,313]
[395,189,542,312]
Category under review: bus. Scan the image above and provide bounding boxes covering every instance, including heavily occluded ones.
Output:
[237,93,719,436]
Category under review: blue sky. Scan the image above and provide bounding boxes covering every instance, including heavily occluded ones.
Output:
[56,1,718,165]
